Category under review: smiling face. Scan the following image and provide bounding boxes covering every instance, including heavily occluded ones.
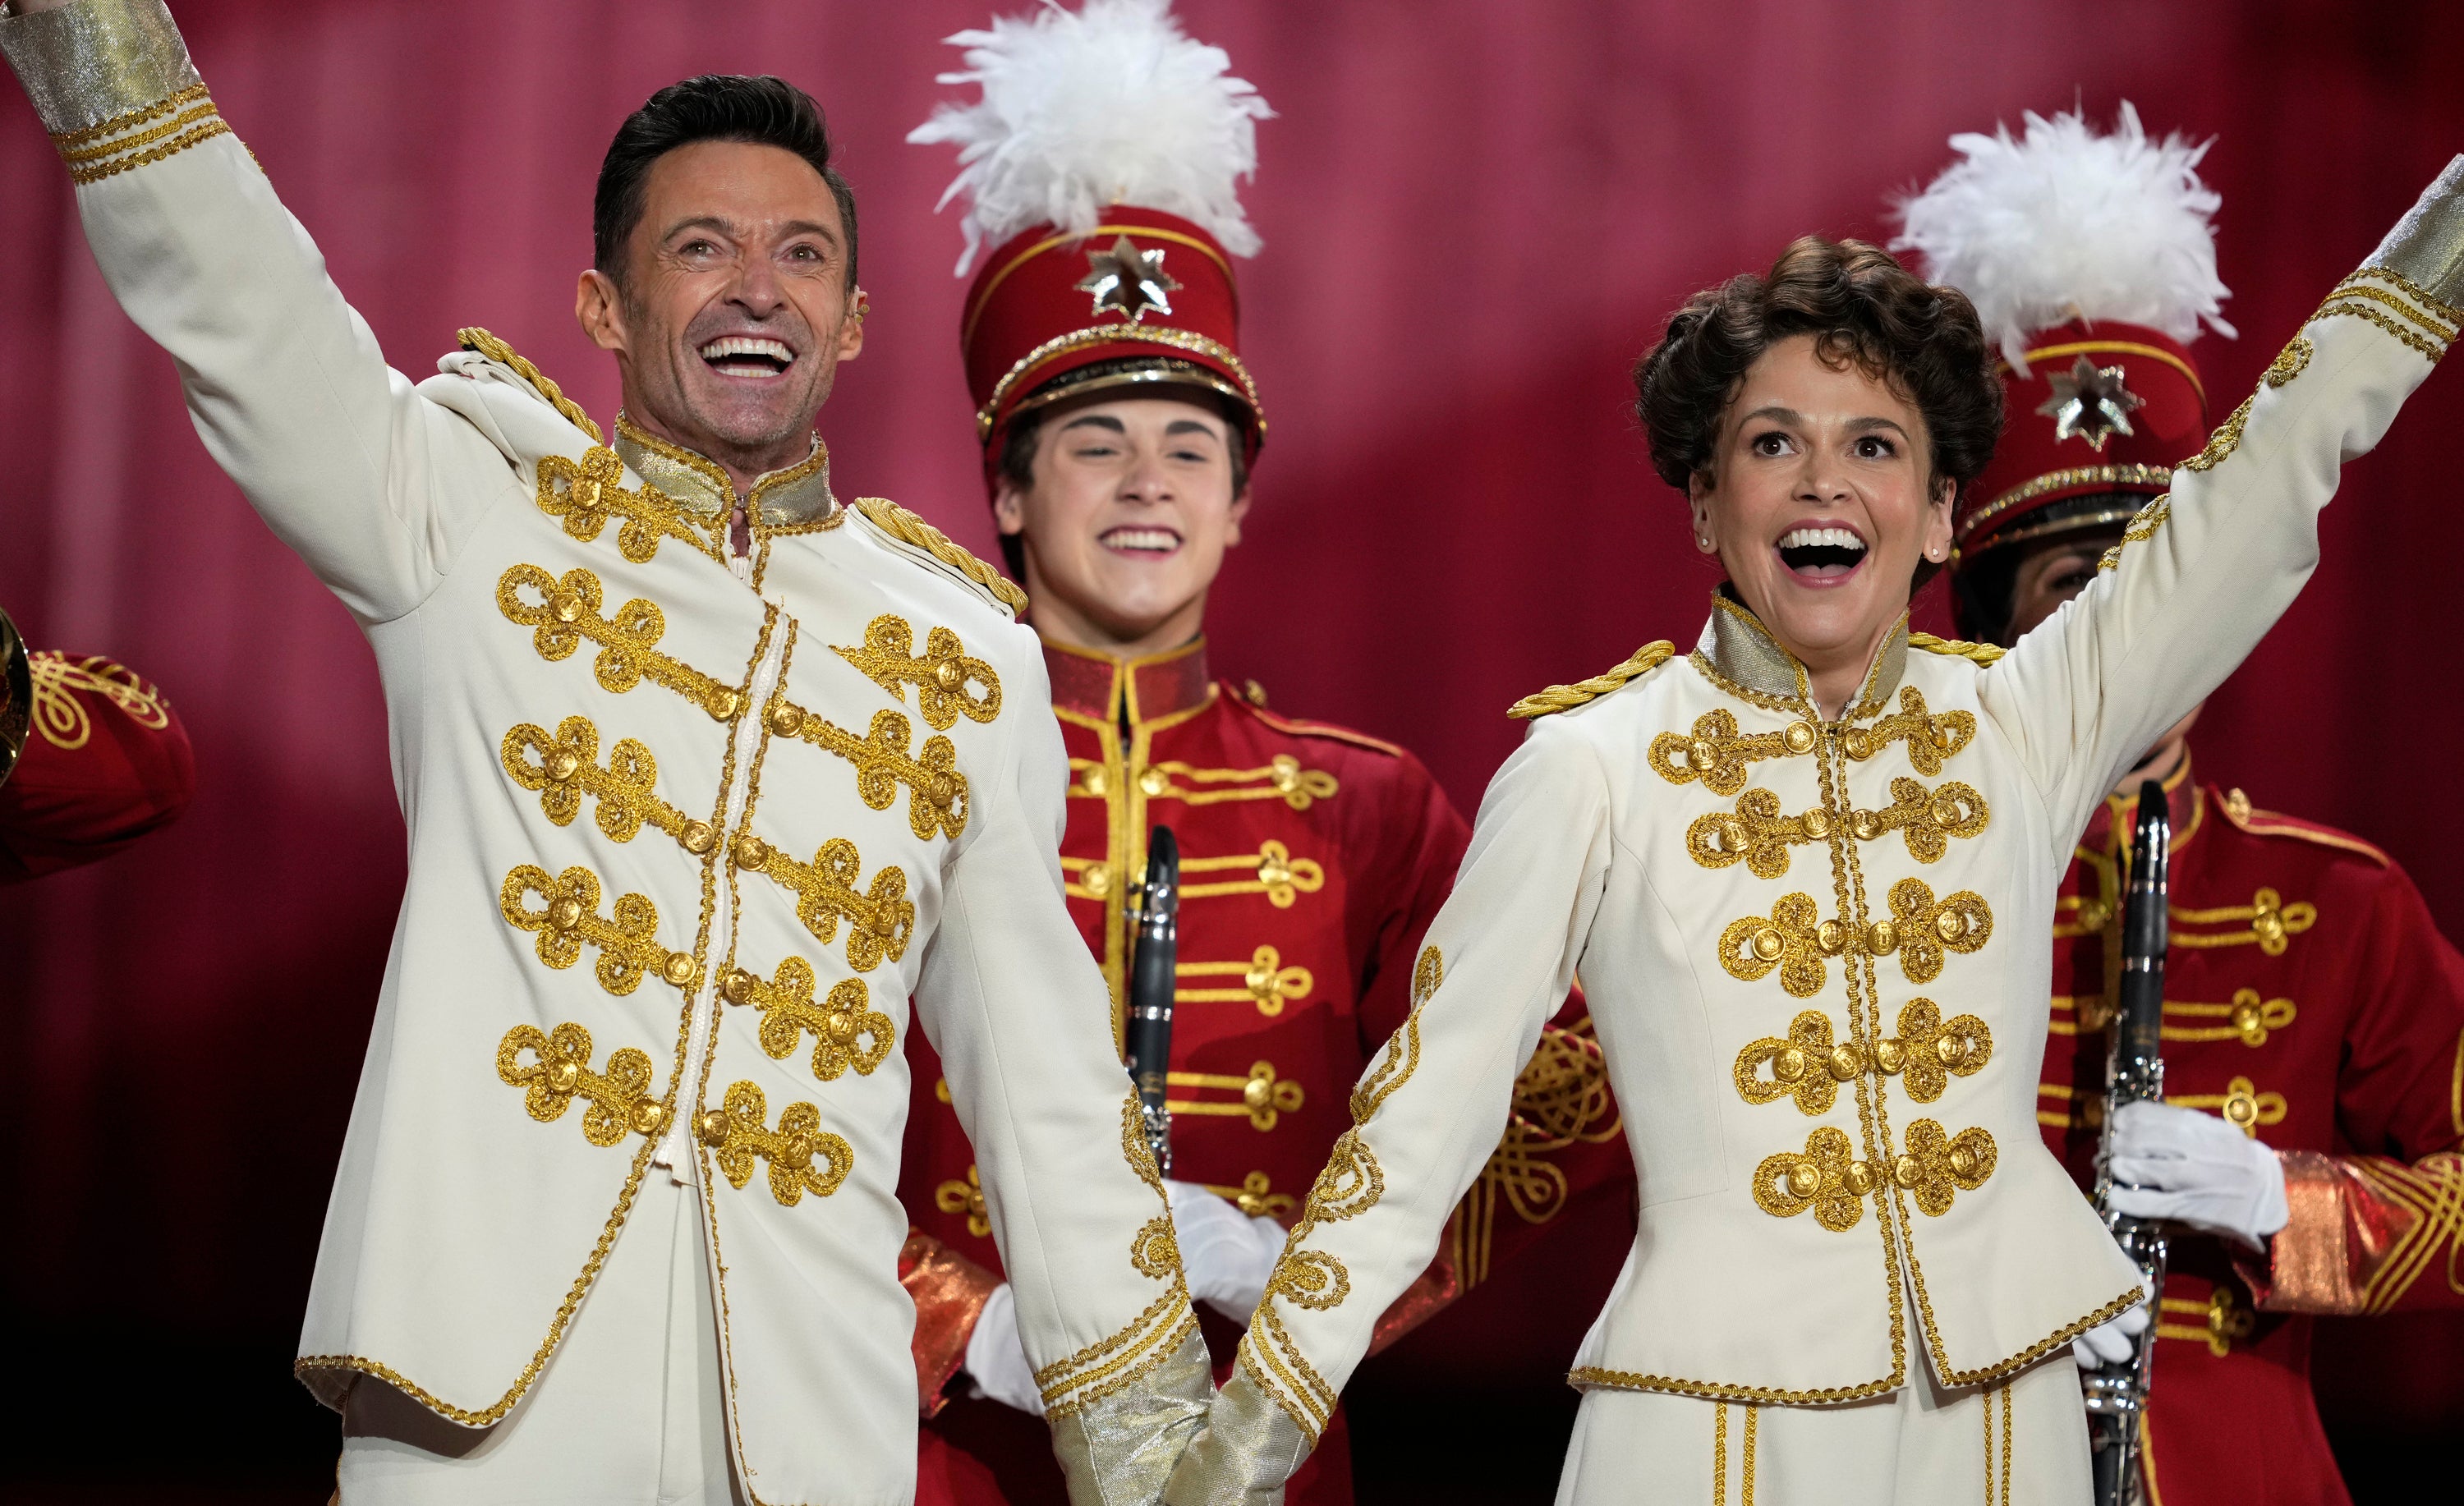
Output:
[576,139,862,487]
[1689,333,1954,708]
[993,393,1250,659]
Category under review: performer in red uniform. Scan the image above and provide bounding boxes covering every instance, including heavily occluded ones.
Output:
[0,604,194,883]
[1901,106,2464,1505]
[894,5,1628,1503]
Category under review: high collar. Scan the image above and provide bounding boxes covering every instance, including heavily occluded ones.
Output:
[1042,636,1215,726]
[1694,588,1909,722]
[2082,748,2204,856]
[613,412,838,529]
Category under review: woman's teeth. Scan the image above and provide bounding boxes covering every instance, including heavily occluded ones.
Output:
[1777,526,1868,578]
[1102,528,1180,553]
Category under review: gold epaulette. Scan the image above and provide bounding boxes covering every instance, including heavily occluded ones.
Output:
[457,327,605,444]
[1506,641,1676,720]
[851,497,1028,618]
[1908,632,2005,666]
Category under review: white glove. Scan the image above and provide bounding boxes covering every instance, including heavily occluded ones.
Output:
[2071,1280,2153,1369]
[2107,1100,2290,1251]
[962,1283,1045,1416]
[1166,1179,1289,1322]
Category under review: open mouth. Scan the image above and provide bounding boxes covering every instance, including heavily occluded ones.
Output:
[698,335,797,379]
[1100,526,1183,558]
[1776,525,1868,582]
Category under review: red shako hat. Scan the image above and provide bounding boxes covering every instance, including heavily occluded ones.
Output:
[1893,103,2235,562]
[911,0,1271,484]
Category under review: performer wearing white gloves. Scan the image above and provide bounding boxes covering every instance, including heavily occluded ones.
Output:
[0,2,1216,1502]
[1161,153,2464,1502]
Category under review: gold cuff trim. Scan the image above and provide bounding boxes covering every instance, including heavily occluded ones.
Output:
[4,0,200,136]
[1036,1286,1202,1416]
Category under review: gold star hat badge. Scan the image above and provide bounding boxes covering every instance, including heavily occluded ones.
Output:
[1077,235,1183,323]
[2035,354,2146,451]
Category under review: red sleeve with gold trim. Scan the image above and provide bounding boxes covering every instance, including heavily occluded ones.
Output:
[0,650,194,884]
[2245,852,2464,1315]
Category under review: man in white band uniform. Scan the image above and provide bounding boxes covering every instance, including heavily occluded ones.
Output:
[0,2,1213,1502]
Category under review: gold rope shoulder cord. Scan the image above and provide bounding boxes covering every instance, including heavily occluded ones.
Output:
[1905,632,2005,666]
[851,497,1030,618]
[1507,641,1677,720]
[457,327,605,445]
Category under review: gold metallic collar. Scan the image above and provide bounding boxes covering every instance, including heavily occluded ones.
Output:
[1696,590,1907,722]
[613,412,837,529]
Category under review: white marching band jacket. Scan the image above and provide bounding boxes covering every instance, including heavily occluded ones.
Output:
[1170,163,2464,1495]
[0,2,1212,1502]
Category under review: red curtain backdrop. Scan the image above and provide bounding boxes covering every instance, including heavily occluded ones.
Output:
[3,0,2460,1485]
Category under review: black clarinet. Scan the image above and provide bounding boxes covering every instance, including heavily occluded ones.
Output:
[1123,826,1179,1175]
[2085,780,2172,1506]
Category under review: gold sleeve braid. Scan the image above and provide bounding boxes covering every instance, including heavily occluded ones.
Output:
[1507,641,1677,720]
[1905,632,2005,666]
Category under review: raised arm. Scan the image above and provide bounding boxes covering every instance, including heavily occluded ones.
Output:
[1986,159,2464,849]
[1168,716,1616,1500]
[0,0,515,623]
[915,645,1209,1504]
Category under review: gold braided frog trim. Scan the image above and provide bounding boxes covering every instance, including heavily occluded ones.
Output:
[764,698,968,841]
[500,863,698,996]
[2098,494,2174,575]
[534,445,724,566]
[1841,686,1976,771]
[1733,1000,1988,1116]
[692,1080,853,1206]
[1649,709,1816,796]
[832,613,1003,729]
[1689,778,1987,878]
[1509,641,1676,720]
[1718,881,1991,998]
[724,833,914,971]
[716,957,894,1081]
[497,565,744,720]
[503,717,722,856]
[851,497,1028,616]
[498,1022,669,1146]
[1754,1120,1996,1229]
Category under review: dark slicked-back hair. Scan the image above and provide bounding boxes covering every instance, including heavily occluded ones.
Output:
[595,75,858,288]
[1633,236,2002,595]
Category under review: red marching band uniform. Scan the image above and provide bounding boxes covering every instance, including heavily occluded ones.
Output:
[890,179,1629,1504]
[1956,316,2464,1506]
[0,607,193,884]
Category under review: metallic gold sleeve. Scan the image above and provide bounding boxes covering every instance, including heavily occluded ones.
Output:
[0,0,198,135]
[2364,154,2464,308]
[1048,1325,1214,1506]
[2249,1148,2464,1315]
[898,1229,1001,1419]
[1158,1365,1312,1506]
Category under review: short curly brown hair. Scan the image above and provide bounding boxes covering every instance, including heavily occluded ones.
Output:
[1633,236,2003,595]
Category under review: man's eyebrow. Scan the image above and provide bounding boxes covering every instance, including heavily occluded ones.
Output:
[656,215,842,246]
[1163,419,1224,438]
[1058,414,1128,434]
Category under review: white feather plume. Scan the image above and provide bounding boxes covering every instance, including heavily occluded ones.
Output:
[909,0,1273,276]
[1892,103,2235,369]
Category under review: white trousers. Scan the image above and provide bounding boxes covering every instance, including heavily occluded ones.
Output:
[1553,1349,2090,1506]
[337,1174,743,1505]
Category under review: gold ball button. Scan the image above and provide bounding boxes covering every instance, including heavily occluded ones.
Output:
[1853,812,1880,841]
[1752,926,1785,962]
[722,969,755,1004]
[1844,729,1872,759]
[1891,1154,1920,1188]
[681,820,717,855]
[935,659,964,691]
[873,912,899,937]
[707,690,742,721]
[1783,722,1815,754]
[1785,1163,1821,1198]
[1931,797,1961,826]
[1867,920,1898,954]
[1948,1146,1976,1178]
[1844,1161,1877,1196]
[1243,1077,1272,1109]
[2076,902,2111,932]
[549,1060,581,1093]
[1873,1039,1906,1074]
[550,591,583,623]
[1827,1044,1863,1081]
[782,1134,815,1169]
[630,1100,664,1136]
[1803,809,1832,840]
[545,750,582,782]
[1139,768,1170,797]
[548,897,584,932]
[930,775,955,805]
[1935,1035,1967,1069]
[1081,863,1111,897]
[1689,738,1718,770]
[767,702,803,735]
[696,1109,730,1146]
[826,1012,854,1044]
[1816,919,1846,955]
[1773,1047,1807,1083]
[661,952,697,987]
[733,833,770,870]
[1934,910,1964,944]
[1081,768,1109,797]
[1930,721,1955,751]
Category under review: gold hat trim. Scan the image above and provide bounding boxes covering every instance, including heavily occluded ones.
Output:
[2002,340,2206,408]
[964,223,1238,350]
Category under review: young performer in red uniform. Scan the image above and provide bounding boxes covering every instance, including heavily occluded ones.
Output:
[0,605,193,883]
[892,5,1628,1502]
[1902,106,2464,1506]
